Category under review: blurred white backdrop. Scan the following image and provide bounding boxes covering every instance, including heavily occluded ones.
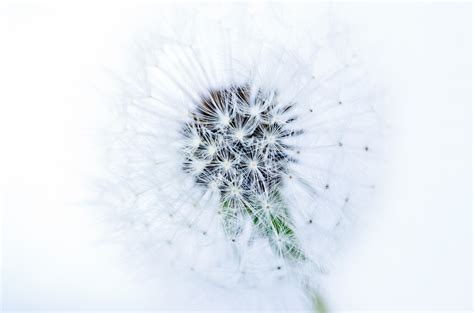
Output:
[0,1,471,312]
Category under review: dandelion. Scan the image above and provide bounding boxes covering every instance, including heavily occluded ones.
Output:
[103,4,382,312]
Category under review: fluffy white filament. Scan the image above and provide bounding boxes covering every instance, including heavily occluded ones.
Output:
[101,3,383,310]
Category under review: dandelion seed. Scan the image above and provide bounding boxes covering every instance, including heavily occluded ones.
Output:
[207,144,217,156]
[234,129,245,141]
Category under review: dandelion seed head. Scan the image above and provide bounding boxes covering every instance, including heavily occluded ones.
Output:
[104,4,384,307]
[182,85,297,198]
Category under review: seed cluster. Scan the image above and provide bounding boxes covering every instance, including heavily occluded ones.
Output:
[182,85,301,203]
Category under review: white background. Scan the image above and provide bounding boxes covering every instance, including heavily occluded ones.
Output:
[0,1,472,312]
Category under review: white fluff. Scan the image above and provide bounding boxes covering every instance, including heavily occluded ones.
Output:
[100,3,383,310]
